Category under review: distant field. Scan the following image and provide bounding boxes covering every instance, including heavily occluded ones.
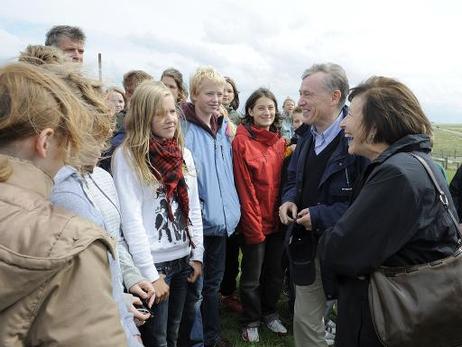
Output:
[435,123,462,132]
[432,123,462,182]
[432,124,462,157]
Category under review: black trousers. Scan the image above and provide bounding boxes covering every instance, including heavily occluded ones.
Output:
[240,232,285,327]
[220,232,242,296]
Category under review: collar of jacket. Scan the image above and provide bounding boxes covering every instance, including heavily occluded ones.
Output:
[295,123,310,137]
[0,154,53,198]
[352,134,432,201]
[371,134,431,166]
[181,101,224,138]
[237,124,281,146]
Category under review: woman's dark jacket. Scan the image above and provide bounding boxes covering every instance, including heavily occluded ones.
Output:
[449,165,462,220]
[318,134,460,347]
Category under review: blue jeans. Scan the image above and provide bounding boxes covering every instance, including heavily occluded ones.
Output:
[178,275,203,347]
[201,235,227,346]
[140,256,191,347]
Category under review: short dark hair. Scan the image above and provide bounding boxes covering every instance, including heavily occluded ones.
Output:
[45,25,86,46]
[242,87,280,133]
[348,76,432,145]
[224,76,239,111]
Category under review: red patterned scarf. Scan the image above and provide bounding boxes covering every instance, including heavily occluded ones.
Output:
[148,137,194,247]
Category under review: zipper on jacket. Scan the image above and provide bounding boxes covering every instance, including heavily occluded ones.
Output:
[345,167,350,186]
[214,138,228,233]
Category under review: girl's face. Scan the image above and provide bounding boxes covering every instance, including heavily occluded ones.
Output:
[292,112,304,130]
[151,94,178,139]
[249,96,276,130]
[222,82,235,107]
[283,100,295,113]
[161,76,179,102]
[107,91,125,114]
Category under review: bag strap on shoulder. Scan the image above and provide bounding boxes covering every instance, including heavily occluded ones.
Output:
[410,153,461,238]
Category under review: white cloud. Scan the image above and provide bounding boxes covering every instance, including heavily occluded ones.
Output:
[0,0,461,121]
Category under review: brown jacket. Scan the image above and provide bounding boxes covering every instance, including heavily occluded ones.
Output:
[0,155,128,347]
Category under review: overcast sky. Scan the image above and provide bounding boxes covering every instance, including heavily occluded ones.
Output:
[1,0,461,122]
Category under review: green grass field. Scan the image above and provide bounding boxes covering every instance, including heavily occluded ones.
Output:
[221,295,295,347]
[432,124,462,158]
[432,123,462,181]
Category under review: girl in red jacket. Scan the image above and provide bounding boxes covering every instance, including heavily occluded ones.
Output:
[232,88,287,342]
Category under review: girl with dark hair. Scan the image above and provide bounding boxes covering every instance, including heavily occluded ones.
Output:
[161,68,188,104]
[219,77,243,312]
[222,76,242,125]
[232,88,286,342]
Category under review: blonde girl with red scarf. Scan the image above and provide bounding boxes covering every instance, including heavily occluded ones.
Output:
[112,81,204,347]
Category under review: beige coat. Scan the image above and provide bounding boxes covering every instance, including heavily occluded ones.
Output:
[0,155,128,347]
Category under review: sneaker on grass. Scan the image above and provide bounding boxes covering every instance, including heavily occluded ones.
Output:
[264,319,287,335]
[242,327,260,342]
[325,331,335,346]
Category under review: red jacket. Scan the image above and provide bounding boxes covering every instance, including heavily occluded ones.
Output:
[232,124,285,244]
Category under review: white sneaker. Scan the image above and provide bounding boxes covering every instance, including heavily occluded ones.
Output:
[242,327,260,342]
[325,331,335,346]
[265,319,288,335]
[326,319,336,335]
[325,320,336,346]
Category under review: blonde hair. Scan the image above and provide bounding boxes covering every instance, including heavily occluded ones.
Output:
[18,44,66,65]
[0,63,94,181]
[189,66,226,101]
[42,64,113,172]
[123,80,183,185]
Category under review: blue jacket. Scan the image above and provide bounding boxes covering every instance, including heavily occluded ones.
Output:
[182,106,241,237]
[281,121,367,233]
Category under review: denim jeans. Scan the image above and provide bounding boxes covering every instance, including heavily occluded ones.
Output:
[177,275,203,347]
[240,232,284,327]
[140,256,191,347]
[201,235,227,346]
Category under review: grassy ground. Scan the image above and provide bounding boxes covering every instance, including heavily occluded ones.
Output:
[432,125,462,159]
[221,295,295,347]
[431,124,462,182]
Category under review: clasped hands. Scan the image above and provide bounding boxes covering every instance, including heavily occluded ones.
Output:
[279,201,312,230]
